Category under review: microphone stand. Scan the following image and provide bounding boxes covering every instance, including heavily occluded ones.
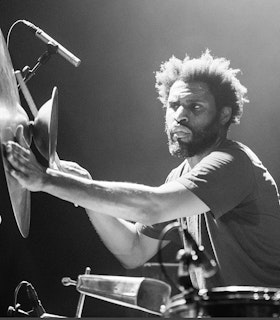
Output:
[18,42,58,89]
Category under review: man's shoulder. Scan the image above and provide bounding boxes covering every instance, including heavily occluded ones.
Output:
[217,139,262,165]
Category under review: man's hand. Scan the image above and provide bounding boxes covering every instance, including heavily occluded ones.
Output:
[5,125,46,192]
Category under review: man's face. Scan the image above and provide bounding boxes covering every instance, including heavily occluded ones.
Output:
[165,80,221,158]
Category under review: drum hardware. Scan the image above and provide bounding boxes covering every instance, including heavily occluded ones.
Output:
[7,281,65,318]
[158,221,218,318]
[20,20,81,68]
[7,19,81,87]
[162,249,202,318]
[75,266,91,318]
[61,270,171,316]
[15,70,60,169]
[177,222,217,280]
[0,27,59,237]
[197,286,280,317]
[160,222,280,318]
[18,42,59,88]
[7,304,30,317]
[3,69,60,238]
[1,20,80,237]
[16,69,79,208]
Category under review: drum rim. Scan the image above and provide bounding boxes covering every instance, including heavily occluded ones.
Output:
[199,286,280,303]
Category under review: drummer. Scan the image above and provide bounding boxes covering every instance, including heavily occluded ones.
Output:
[5,50,280,290]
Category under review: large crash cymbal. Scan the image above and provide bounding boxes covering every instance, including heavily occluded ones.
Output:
[32,86,58,167]
[0,28,31,238]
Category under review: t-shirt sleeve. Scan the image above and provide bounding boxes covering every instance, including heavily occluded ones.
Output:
[176,149,255,219]
[135,220,179,242]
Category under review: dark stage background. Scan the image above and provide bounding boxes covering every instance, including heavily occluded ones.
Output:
[1,0,280,317]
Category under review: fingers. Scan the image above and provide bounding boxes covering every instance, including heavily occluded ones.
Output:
[9,167,28,184]
[5,141,30,171]
[6,141,30,159]
[1,148,19,181]
[4,141,46,192]
[15,124,29,148]
[3,142,29,185]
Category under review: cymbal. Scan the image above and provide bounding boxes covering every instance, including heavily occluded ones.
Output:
[0,28,31,238]
[32,86,58,167]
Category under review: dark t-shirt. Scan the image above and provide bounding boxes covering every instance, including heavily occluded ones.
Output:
[136,140,280,288]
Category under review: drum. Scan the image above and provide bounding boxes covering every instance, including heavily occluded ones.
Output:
[162,292,197,318]
[163,286,280,318]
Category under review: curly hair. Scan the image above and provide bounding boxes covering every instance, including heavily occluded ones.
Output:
[155,50,249,125]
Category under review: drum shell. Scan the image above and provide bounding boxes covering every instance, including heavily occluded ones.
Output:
[163,286,280,318]
[199,286,280,317]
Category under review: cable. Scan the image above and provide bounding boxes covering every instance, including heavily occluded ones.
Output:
[6,19,24,49]
[13,280,29,308]
[157,221,181,290]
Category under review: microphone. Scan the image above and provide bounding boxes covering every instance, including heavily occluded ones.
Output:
[26,282,46,317]
[21,20,81,67]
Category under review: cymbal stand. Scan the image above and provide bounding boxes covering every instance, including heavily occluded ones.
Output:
[15,70,62,169]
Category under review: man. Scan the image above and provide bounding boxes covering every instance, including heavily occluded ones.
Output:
[5,50,280,290]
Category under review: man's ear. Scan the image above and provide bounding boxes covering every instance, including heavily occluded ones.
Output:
[219,106,232,125]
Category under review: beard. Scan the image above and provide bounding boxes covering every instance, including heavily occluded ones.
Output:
[166,116,221,158]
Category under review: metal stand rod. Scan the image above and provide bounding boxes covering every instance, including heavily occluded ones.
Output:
[15,70,38,117]
[18,42,58,89]
[75,267,91,318]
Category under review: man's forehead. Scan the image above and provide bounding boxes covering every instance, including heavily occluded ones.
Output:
[168,80,211,101]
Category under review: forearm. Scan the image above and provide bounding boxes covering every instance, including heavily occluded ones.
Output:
[42,168,209,225]
[86,209,152,268]
[43,168,159,224]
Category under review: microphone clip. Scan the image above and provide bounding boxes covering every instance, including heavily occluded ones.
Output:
[20,42,58,86]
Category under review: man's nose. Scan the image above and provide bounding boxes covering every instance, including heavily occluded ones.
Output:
[174,106,188,124]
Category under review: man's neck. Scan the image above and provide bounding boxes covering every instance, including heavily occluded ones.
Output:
[186,135,227,169]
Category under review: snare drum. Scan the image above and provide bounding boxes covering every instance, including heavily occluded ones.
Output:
[199,286,280,317]
[163,286,280,318]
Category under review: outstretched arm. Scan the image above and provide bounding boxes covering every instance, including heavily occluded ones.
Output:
[5,140,209,225]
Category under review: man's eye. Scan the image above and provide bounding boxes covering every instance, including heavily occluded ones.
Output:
[168,102,178,110]
[192,104,202,111]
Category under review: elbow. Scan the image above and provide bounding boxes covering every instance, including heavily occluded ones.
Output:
[121,260,143,270]
[117,254,147,270]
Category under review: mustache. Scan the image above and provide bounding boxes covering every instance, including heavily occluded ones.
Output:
[171,123,192,135]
